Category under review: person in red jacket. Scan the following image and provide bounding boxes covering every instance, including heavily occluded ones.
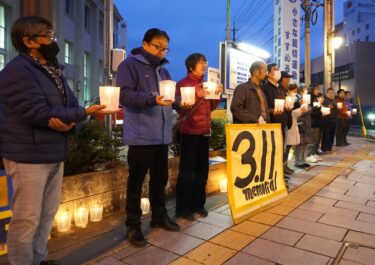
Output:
[335,89,350,146]
[175,53,222,220]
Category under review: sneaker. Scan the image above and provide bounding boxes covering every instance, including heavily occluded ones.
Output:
[313,155,323,161]
[176,209,195,221]
[195,208,208,218]
[306,156,318,163]
[150,217,180,231]
[316,150,326,155]
[127,226,147,247]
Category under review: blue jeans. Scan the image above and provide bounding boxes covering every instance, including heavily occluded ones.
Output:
[3,159,63,265]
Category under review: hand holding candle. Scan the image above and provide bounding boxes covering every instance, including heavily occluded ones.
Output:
[99,86,121,113]
[159,80,176,102]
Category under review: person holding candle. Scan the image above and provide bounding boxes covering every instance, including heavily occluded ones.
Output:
[335,89,350,147]
[0,16,107,265]
[116,28,180,247]
[231,61,270,124]
[321,88,338,152]
[174,53,223,220]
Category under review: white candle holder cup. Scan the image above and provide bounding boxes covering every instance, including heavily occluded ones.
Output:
[337,102,343,109]
[56,210,72,233]
[352,108,357,115]
[303,94,311,105]
[99,86,120,111]
[313,102,321,108]
[219,179,228,193]
[274,99,285,112]
[90,203,104,222]
[159,80,176,101]
[180,86,195,105]
[74,207,89,228]
[140,198,150,215]
[203,81,220,100]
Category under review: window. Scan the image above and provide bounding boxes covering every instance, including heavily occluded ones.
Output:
[357,28,360,33]
[99,15,104,44]
[352,30,355,36]
[83,52,90,101]
[0,54,4,70]
[98,60,104,85]
[64,41,72,64]
[84,5,91,32]
[65,0,73,17]
[366,24,370,30]
[0,5,5,49]
[366,35,369,42]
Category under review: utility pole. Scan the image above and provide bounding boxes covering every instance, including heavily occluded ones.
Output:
[104,0,113,85]
[324,0,335,91]
[104,0,114,134]
[303,0,311,88]
[226,0,231,42]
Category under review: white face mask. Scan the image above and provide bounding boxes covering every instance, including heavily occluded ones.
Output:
[273,70,281,81]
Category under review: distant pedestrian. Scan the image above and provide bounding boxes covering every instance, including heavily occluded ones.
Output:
[321,88,337,152]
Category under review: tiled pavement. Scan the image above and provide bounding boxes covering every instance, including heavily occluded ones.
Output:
[82,136,375,265]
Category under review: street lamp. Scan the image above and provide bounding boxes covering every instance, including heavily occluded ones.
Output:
[332,35,343,49]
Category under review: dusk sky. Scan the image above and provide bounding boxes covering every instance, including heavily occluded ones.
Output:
[114,0,345,80]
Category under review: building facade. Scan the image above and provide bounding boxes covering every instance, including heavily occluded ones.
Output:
[0,0,126,104]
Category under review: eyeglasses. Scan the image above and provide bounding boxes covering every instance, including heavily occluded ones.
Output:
[197,61,208,66]
[149,42,169,53]
[31,34,58,42]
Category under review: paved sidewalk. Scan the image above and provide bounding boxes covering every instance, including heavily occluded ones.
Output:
[83,136,375,265]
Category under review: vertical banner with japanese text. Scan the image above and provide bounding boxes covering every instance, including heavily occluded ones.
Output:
[274,0,300,83]
[225,124,288,224]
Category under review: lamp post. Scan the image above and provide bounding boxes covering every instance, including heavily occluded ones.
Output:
[324,0,334,91]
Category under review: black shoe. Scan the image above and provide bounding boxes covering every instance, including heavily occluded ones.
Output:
[195,208,208,218]
[127,226,147,247]
[39,261,61,265]
[316,150,326,155]
[295,164,305,169]
[302,163,311,168]
[176,209,195,221]
[150,217,180,231]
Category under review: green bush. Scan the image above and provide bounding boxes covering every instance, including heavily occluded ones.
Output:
[64,120,123,176]
[209,117,228,150]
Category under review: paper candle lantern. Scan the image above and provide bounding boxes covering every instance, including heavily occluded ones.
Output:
[140,198,150,215]
[219,178,228,193]
[352,108,357,114]
[90,203,103,222]
[337,102,342,109]
[274,99,285,112]
[285,96,294,108]
[74,207,89,228]
[99,86,120,111]
[303,94,311,105]
[313,102,321,107]
[180,86,195,105]
[159,80,176,101]
[56,211,71,233]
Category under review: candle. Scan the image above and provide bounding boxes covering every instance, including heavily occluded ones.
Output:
[180,86,195,105]
[140,198,150,215]
[99,86,120,111]
[74,207,89,228]
[203,81,217,96]
[321,106,331,116]
[56,211,71,233]
[285,96,294,108]
[219,179,228,193]
[313,102,321,107]
[347,110,351,117]
[90,203,103,222]
[159,80,176,101]
[303,94,311,104]
[274,99,285,112]
[337,102,342,109]
[352,108,357,114]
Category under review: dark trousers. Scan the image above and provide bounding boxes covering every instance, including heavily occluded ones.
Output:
[343,119,351,144]
[284,145,292,162]
[125,145,169,228]
[176,133,209,214]
[336,119,349,146]
[321,118,336,151]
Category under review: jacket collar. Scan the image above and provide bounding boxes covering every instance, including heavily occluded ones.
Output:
[187,72,204,82]
[130,47,169,67]
[20,53,65,70]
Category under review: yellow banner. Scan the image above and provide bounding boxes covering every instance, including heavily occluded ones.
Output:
[226,124,288,223]
[0,176,8,208]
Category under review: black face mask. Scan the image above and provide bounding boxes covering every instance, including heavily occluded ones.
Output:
[38,42,60,62]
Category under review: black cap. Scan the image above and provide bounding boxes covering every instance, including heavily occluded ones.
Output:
[280,71,293,79]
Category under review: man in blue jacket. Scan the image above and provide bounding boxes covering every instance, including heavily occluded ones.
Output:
[0,16,106,265]
[116,28,180,247]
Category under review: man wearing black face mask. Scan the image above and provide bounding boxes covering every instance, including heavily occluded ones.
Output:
[0,16,109,265]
